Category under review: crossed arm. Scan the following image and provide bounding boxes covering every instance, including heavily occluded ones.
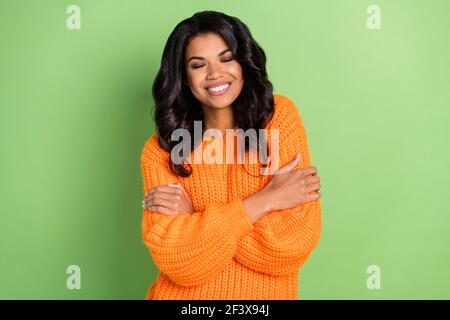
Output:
[141,100,321,286]
[233,107,322,276]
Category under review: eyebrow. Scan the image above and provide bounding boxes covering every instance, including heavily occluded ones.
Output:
[186,48,232,64]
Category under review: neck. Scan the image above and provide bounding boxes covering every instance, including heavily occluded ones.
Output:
[202,105,235,136]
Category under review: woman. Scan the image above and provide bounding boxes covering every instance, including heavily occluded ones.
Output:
[140,10,322,300]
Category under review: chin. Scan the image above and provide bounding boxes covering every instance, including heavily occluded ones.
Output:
[206,98,234,109]
[206,92,240,107]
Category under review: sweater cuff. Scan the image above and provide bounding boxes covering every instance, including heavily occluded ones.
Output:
[227,199,254,239]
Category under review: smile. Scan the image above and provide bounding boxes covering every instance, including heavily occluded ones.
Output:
[206,82,231,96]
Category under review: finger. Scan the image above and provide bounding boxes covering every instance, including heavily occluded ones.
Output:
[144,197,177,212]
[179,186,191,202]
[146,185,182,198]
[146,189,181,202]
[306,175,320,184]
[151,183,181,193]
[306,183,321,193]
[276,153,302,175]
[148,205,177,215]
[148,184,181,195]
[299,166,318,177]
[146,197,179,211]
[306,192,321,201]
[168,182,182,188]
[181,187,195,211]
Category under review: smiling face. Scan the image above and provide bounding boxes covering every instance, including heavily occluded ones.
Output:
[185,33,244,110]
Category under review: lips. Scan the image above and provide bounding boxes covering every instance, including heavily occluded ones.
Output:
[205,81,232,96]
[205,81,231,90]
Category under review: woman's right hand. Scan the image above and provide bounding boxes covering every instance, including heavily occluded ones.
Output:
[142,183,194,215]
[261,153,321,213]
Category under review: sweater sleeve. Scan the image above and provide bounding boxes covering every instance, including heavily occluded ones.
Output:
[140,137,254,287]
[234,96,322,276]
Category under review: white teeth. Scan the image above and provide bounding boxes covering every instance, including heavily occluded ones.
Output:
[207,83,230,93]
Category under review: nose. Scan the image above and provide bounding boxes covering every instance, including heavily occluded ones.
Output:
[206,61,224,80]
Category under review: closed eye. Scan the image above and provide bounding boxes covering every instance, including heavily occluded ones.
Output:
[191,57,234,70]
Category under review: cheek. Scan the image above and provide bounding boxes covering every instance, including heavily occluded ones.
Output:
[186,73,207,101]
[232,67,244,89]
[231,64,244,84]
[186,72,203,91]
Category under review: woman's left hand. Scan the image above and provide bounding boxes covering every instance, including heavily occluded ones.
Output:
[142,183,194,215]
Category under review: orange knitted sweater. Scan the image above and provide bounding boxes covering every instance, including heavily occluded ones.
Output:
[140,94,322,300]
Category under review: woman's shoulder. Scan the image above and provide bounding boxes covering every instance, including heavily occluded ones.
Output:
[141,133,170,164]
[273,93,292,105]
[270,93,302,128]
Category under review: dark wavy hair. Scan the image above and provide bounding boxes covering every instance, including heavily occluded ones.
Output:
[152,10,274,177]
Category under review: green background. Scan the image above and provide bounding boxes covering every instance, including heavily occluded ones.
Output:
[1,0,449,299]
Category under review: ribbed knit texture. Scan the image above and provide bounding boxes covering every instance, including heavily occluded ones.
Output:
[140,94,322,300]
